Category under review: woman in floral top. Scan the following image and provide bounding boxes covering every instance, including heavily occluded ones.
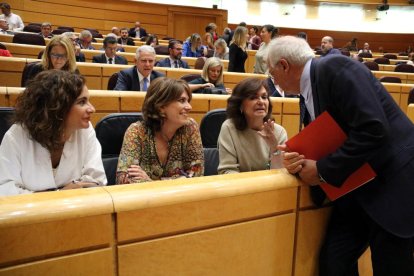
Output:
[116,77,204,184]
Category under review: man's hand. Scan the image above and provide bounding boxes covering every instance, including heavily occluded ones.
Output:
[298,159,321,186]
[277,144,305,174]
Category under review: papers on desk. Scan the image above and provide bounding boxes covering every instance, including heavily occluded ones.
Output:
[286,111,376,201]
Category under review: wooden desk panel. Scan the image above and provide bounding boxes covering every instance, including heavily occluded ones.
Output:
[0,249,113,276]
[118,214,295,276]
[0,87,6,106]
[0,57,26,87]
[0,214,112,266]
[119,91,146,112]
[2,43,44,59]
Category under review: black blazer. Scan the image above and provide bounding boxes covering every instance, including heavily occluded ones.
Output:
[266,77,283,97]
[310,55,414,238]
[114,66,164,91]
[155,58,189,69]
[128,27,147,38]
[228,43,247,73]
[92,53,128,65]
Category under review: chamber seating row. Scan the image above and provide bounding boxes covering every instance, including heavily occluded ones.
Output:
[0,168,374,275]
[0,42,229,70]
[0,87,300,139]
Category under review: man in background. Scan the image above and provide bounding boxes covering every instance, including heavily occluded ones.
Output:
[92,36,127,65]
[128,21,147,39]
[114,45,164,91]
[118,28,135,46]
[0,3,23,31]
[155,40,189,69]
[39,22,53,38]
[320,36,341,56]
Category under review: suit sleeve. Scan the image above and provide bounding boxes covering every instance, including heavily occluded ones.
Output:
[92,56,99,63]
[114,70,130,91]
[316,59,390,186]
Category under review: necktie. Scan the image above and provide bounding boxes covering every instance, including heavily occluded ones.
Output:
[299,95,310,130]
[175,60,179,68]
[142,77,148,91]
[108,58,113,64]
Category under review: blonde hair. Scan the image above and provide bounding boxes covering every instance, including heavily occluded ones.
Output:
[41,35,77,72]
[202,57,224,85]
[230,26,248,50]
[189,33,202,53]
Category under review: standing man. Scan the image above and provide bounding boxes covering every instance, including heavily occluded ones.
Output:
[114,45,164,91]
[320,36,341,56]
[155,40,189,69]
[92,36,127,65]
[128,21,147,39]
[267,36,414,276]
[0,3,24,31]
[118,28,135,46]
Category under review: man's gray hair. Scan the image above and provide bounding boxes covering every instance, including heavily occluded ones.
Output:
[266,36,315,68]
[136,45,155,59]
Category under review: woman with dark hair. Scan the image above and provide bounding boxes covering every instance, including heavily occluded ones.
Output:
[23,35,78,86]
[254,24,279,74]
[145,34,159,47]
[217,77,287,174]
[248,26,261,50]
[116,77,204,184]
[0,70,107,195]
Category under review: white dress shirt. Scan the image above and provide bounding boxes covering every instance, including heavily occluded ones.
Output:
[0,123,107,195]
[299,59,316,121]
[0,13,24,31]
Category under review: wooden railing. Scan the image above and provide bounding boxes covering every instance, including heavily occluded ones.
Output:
[0,169,373,275]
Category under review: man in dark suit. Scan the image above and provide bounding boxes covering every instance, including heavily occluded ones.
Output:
[155,40,189,69]
[118,28,135,46]
[62,32,85,62]
[128,21,147,39]
[92,36,127,65]
[114,45,164,91]
[320,36,342,57]
[267,36,414,276]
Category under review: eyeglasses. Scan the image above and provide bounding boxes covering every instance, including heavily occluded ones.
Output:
[50,53,67,60]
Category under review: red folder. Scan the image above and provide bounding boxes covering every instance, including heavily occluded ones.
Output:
[286,111,376,201]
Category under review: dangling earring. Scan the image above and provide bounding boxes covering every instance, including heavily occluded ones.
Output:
[160,112,166,118]
[240,107,243,114]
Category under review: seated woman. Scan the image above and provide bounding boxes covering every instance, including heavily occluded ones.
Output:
[145,34,159,47]
[182,33,207,57]
[217,77,287,174]
[188,57,228,94]
[0,70,107,195]
[23,35,78,86]
[116,77,204,184]
[213,38,229,60]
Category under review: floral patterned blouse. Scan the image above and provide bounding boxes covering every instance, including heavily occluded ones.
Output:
[116,118,204,184]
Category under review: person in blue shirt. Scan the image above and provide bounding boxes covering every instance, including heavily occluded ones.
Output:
[182,33,207,57]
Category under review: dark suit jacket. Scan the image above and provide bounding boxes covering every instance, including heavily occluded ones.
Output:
[92,53,128,65]
[321,48,342,57]
[117,37,135,46]
[155,58,189,69]
[310,55,414,238]
[228,44,247,73]
[128,27,147,39]
[266,77,283,97]
[114,66,164,91]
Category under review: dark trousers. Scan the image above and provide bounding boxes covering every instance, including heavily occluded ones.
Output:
[319,199,414,276]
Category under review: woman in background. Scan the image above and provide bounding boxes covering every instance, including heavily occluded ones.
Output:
[213,38,229,60]
[182,33,207,57]
[228,26,248,73]
[23,35,78,86]
[248,26,261,50]
[145,35,159,47]
[0,70,107,195]
[116,77,204,183]
[188,57,228,94]
[217,77,287,174]
[254,24,278,74]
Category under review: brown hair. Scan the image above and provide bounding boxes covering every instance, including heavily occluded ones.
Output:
[14,70,85,151]
[41,35,77,72]
[227,77,273,130]
[142,77,192,131]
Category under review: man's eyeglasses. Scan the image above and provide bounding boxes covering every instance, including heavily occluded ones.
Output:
[50,53,67,60]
